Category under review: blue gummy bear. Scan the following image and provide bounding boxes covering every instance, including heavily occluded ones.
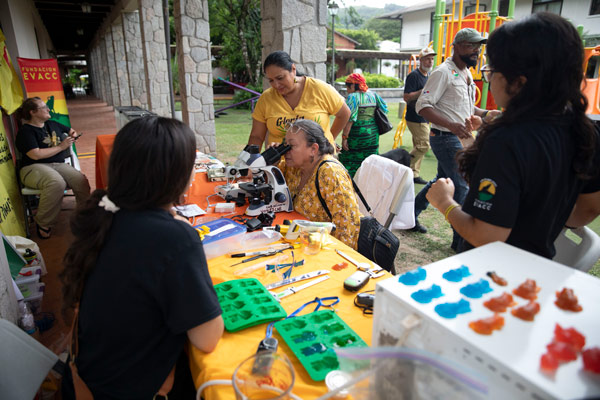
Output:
[442,265,472,282]
[398,267,426,285]
[459,279,493,298]
[434,299,471,318]
[411,284,443,304]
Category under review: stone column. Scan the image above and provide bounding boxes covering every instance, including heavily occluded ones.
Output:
[91,47,101,99]
[112,16,131,106]
[99,40,112,105]
[122,11,148,109]
[138,0,171,116]
[261,0,328,84]
[104,31,121,107]
[95,46,105,100]
[173,0,216,154]
[87,48,96,97]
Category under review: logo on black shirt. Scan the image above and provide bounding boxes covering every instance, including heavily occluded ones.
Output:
[474,178,496,210]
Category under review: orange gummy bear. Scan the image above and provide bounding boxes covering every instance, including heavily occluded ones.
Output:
[483,292,516,313]
[468,314,505,335]
[511,300,540,321]
[487,271,508,286]
[512,279,541,300]
[554,288,583,312]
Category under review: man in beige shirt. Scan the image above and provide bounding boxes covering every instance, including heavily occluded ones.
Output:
[411,28,499,248]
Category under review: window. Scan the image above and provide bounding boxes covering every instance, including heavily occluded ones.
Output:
[499,0,510,16]
[591,0,600,15]
[465,4,487,15]
[532,0,562,15]
[429,12,435,43]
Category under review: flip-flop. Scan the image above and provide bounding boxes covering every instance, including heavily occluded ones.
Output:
[36,224,52,239]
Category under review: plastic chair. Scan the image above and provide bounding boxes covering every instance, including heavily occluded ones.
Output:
[0,318,58,399]
[553,227,600,272]
[353,155,415,230]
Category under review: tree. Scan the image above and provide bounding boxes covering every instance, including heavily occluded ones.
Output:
[337,28,380,50]
[365,18,401,43]
[208,0,262,85]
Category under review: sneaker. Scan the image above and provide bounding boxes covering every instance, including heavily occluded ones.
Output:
[409,221,428,233]
[413,176,428,185]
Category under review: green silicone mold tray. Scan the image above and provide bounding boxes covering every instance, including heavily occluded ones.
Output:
[214,278,287,332]
[274,310,367,381]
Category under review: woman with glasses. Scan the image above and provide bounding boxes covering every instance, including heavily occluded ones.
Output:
[278,119,362,249]
[339,73,388,177]
[15,97,90,238]
[426,13,598,259]
[248,51,351,149]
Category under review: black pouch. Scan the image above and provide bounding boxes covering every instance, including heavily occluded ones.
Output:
[356,216,399,273]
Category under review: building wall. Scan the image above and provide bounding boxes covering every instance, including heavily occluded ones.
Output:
[401,9,432,50]
[0,0,55,91]
[334,34,356,49]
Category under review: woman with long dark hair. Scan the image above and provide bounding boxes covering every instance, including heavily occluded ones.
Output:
[248,51,350,149]
[60,117,223,398]
[426,13,597,258]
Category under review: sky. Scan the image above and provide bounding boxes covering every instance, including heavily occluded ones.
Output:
[342,0,427,8]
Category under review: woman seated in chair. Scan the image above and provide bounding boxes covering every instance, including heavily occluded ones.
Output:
[278,119,362,249]
[426,13,598,259]
[60,116,224,398]
[15,97,90,239]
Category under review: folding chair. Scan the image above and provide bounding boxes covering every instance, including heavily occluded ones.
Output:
[553,226,600,273]
[353,155,415,230]
[16,146,79,238]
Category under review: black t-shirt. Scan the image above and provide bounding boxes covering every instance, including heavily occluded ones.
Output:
[74,209,222,399]
[404,69,429,123]
[461,119,586,259]
[15,120,71,166]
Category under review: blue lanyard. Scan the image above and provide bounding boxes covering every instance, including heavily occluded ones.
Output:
[265,296,340,338]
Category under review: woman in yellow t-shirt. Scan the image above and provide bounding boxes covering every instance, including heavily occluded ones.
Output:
[278,119,362,249]
[249,51,351,149]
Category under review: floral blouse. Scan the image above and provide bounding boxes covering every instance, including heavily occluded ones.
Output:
[280,155,362,249]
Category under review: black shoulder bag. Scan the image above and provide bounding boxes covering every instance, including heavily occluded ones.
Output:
[373,94,392,135]
[315,160,399,273]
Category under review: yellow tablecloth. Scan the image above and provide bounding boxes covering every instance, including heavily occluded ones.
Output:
[190,236,387,399]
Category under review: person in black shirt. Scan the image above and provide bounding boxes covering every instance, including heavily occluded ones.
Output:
[426,13,597,259]
[404,47,436,186]
[60,116,224,399]
[15,97,90,238]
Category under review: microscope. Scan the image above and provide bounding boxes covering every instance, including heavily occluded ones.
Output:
[216,143,293,216]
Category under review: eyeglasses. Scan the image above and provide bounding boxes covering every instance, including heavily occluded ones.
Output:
[480,65,495,83]
[37,105,49,110]
[460,42,483,51]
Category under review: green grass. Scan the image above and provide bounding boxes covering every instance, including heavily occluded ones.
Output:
[213,101,600,277]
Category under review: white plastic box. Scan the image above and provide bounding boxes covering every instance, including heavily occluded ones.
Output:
[373,242,600,399]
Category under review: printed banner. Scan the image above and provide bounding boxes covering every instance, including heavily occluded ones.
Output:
[0,121,25,236]
[17,57,71,127]
[0,28,24,115]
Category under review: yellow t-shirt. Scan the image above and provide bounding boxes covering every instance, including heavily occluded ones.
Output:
[280,155,362,250]
[252,77,345,146]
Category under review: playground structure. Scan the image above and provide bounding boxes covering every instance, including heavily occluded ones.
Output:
[393,0,600,149]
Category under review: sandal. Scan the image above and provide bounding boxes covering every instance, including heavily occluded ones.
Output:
[36,224,52,239]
